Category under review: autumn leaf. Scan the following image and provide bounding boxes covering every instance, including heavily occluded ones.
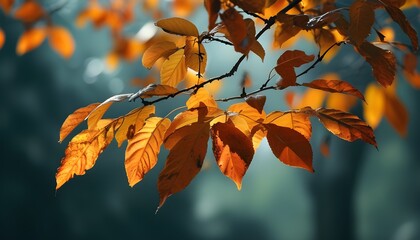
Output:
[211,121,254,190]
[357,42,396,87]
[186,88,218,110]
[384,92,408,136]
[204,0,221,30]
[131,84,179,99]
[184,36,207,74]
[403,53,420,88]
[14,1,44,23]
[47,26,75,59]
[59,103,100,143]
[276,50,314,88]
[348,0,375,46]
[326,93,358,112]
[125,117,171,187]
[273,14,302,48]
[265,123,313,172]
[291,88,327,109]
[158,122,210,207]
[265,110,312,140]
[245,95,266,114]
[220,8,250,54]
[56,119,116,190]
[87,94,132,129]
[160,49,187,87]
[115,105,155,146]
[155,17,199,37]
[363,83,385,129]
[142,41,178,69]
[230,0,265,13]
[316,108,377,147]
[16,27,47,55]
[0,28,5,49]
[302,79,365,101]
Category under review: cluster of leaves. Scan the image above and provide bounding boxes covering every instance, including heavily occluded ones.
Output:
[37,0,420,209]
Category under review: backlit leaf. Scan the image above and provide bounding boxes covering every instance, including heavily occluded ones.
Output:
[59,103,100,143]
[293,88,327,109]
[265,124,313,172]
[276,50,314,88]
[326,94,358,112]
[384,92,408,136]
[56,120,116,190]
[273,14,302,48]
[220,8,250,54]
[14,1,44,23]
[160,49,187,87]
[384,4,418,50]
[250,40,265,61]
[364,83,385,129]
[184,36,207,74]
[155,17,199,37]
[16,27,47,55]
[125,117,171,187]
[303,79,365,101]
[158,122,210,207]
[48,26,75,59]
[87,94,132,129]
[136,84,179,99]
[357,42,396,87]
[348,0,374,46]
[265,111,312,140]
[115,105,155,146]
[142,41,178,69]
[316,108,377,147]
[186,88,218,110]
[211,121,254,190]
[204,0,221,30]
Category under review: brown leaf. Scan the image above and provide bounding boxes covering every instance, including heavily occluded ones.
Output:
[14,1,44,23]
[59,103,100,143]
[47,26,75,59]
[220,8,250,54]
[403,53,420,88]
[356,42,396,87]
[158,122,210,207]
[265,123,313,172]
[275,50,315,88]
[160,49,187,87]
[303,79,365,101]
[204,0,221,30]
[265,111,312,140]
[115,105,155,146]
[348,0,375,46]
[155,17,199,37]
[184,36,207,74]
[273,15,302,48]
[383,4,418,50]
[245,95,266,114]
[211,121,254,190]
[142,41,178,69]
[125,117,171,187]
[56,119,116,190]
[230,0,265,13]
[384,92,408,136]
[16,27,47,55]
[316,108,377,147]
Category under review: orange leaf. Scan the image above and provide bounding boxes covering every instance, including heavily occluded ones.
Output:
[383,4,418,50]
[160,49,187,87]
[16,27,47,55]
[384,92,408,136]
[56,120,116,190]
[326,93,358,112]
[363,83,385,129]
[0,28,4,49]
[273,14,302,48]
[357,42,396,87]
[348,0,375,46]
[47,26,75,58]
[14,1,44,23]
[115,105,155,146]
[265,111,312,140]
[186,88,218,110]
[173,0,198,17]
[135,84,179,99]
[276,50,314,88]
[125,117,171,187]
[0,0,14,13]
[184,36,207,74]
[250,39,265,61]
[155,17,199,37]
[316,108,377,147]
[303,79,365,101]
[230,0,265,13]
[245,95,266,114]
[265,124,313,172]
[204,0,221,30]
[293,88,327,109]
[87,94,131,129]
[158,122,210,207]
[142,41,178,69]
[59,103,100,143]
[220,8,250,54]
[211,121,254,190]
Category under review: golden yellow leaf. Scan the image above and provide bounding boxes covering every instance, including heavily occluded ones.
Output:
[364,83,385,129]
[265,123,313,172]
[184,36,207,74]
[59,103,100,143]
[142,41,178,69]
[265,111,312,140]
[294,88,327,109]
[186,88,218,110]
[47,26,75,59]
[14,1,44,23]
[173,0,199,17]
[115,105,155,146]
[228,102,266,129]
[87,94,132,129]
[211,121,254,190]
[158,122,210,207]
[134,84,179,99]
[160,49,187,87]
[125,117,171,187]
[155,17,199,37]
[16,27,47,55]
[326,93,358,112]
[56,120,116,190]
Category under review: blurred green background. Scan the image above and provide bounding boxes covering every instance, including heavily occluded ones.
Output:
[1,2,420,240]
